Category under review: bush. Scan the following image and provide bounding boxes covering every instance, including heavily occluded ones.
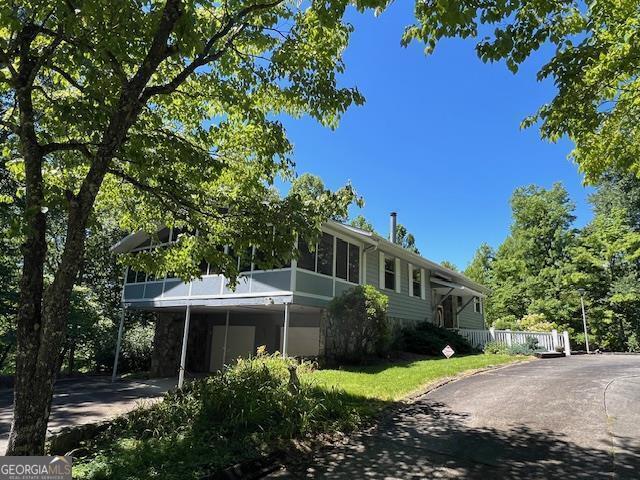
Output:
[121,323,155,372]
[321,285,390,364]
[492,315,518,330]
[73,353,361,480]
[519,313,557,332]
[399,322,475,356]
[483,341,509,355]
[484,340,537,356]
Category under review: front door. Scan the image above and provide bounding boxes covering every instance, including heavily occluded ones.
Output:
[442,296,455,328]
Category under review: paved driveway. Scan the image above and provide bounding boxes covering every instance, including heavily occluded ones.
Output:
[0,377,175,453]
[272,355,640,479]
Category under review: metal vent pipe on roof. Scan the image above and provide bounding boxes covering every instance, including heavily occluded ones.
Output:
[390,211,397,244]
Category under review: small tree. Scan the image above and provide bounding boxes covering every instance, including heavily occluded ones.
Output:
[321,285,389,364]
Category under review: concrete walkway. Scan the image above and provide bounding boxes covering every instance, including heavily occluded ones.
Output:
[271,355,640,479]
[0,377,175,453]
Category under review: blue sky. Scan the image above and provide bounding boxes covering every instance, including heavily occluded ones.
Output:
[281,3,593,270]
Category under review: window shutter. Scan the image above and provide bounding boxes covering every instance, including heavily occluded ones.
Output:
[420,268,426,300]
[395,258,401,293]
[379,251,385,288]
[408,264,413,296]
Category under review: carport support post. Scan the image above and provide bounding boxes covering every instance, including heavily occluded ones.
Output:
[222,310,230,367]
[563,331,571,357]
[282,302,290,357]
[178,305,191,389]
[111,306,126,383]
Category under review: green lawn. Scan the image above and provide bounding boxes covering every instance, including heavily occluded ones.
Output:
[307,354,526,403]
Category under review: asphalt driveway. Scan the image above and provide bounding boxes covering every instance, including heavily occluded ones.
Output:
[0,377,174,453]
[271,355,640,479]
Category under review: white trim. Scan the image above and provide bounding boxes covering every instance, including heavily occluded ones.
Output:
[420,268,426,300]
[332,235,337,297]
[361,247,367,285]
[408,263,414,297]
[395,258,401,294]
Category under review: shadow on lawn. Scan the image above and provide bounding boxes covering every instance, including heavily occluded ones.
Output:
[278,400,640,479]
[323,354,484,375]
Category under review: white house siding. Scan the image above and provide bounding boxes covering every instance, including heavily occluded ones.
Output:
[364,249,432,324]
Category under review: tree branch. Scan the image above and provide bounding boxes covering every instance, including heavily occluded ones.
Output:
[41,141,94,158]
[141,0,284,100]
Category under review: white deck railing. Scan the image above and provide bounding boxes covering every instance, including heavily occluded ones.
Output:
[453,327,569,354]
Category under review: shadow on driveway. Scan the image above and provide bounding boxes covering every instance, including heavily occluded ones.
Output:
[279,400,638,479]
[0,376,175,453]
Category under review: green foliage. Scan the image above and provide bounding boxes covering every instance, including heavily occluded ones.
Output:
[440,260,458,272]
[395,223,419,254]
[323,285,390,363]
[73,353,361,480]
[402,0,640,183]
[121,324,155,373]
[399,322,474,356]
[310,354,521,402]
[483,340,538,356]
[472,183,580,334]
[483,341,509,355]
[470,176,640,351]
[349,214,375,233]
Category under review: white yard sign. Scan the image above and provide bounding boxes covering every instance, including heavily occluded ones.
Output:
[442,345,455,358]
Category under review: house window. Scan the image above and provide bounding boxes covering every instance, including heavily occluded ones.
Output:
[335,238,360,283]
[412,267,421,297]
[297,233,335,277]
[458,296,463,308]
[336,238,348,280]
[384,257,395,290]
[297,238,316,271]
[199,259,209,276]
[474,297,482,313]
[317,233,334,276]
[125,268,147,283]
[348,243,360,283]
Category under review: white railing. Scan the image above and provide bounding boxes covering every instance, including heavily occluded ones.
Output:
[453,327,570,354]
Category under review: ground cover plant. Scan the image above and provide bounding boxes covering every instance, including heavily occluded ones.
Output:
[73,351,524,479]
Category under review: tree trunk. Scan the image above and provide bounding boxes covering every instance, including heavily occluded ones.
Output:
[6,0,185,455]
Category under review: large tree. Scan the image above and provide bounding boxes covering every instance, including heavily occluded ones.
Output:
[406,0,640,182]
[0,0,395,455]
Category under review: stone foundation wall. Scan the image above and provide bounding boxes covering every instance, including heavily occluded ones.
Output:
[150,312,184,377]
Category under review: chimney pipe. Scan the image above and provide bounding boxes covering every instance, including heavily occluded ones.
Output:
[390,212,397,244]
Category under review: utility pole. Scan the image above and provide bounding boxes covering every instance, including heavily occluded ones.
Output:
[578,289,590,354]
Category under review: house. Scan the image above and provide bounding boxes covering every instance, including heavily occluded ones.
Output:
[110,213,487,385]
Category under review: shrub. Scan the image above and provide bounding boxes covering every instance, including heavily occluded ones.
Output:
[484,340,537,356]
[400,322,475,356]
[483,341,509,355]
[492,315,518,330]
[321,285,390,364]
[73,353,360,480]
[519,313,557,332]
[121,323,155,372]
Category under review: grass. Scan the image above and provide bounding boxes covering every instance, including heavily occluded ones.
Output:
[308,354,525,403]
[72,353,529,479]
